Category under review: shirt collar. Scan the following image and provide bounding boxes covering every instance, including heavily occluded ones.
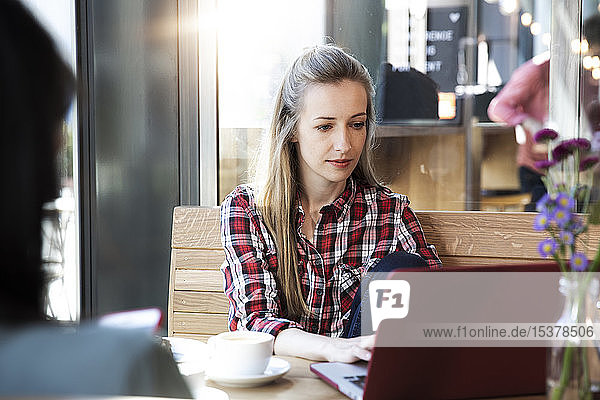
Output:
[327,176,356,221]
[296,176,357,223]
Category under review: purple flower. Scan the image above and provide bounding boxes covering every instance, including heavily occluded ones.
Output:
[539,238,558,258]
[580,156,600,172]
[564,138,591,151]
[555,193,575,210]
[572,138,592,150]
[559,230,574,245]
[570,252,589,271]
[553,208,572,228]
[534,128,559,143]
[534,160,558,170]
[536,193,552,212]
[552,142,573,161]
[534,213,550,230]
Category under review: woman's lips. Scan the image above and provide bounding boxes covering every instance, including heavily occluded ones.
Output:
[327,159,353,168]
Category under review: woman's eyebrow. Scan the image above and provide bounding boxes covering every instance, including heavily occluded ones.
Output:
[313,116,335,121]
[313,112,367,121]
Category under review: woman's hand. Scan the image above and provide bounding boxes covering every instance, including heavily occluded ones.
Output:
[324,334,375,363]
[274,328,375,362]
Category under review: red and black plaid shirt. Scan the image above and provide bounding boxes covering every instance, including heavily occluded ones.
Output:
[220,178,441,337]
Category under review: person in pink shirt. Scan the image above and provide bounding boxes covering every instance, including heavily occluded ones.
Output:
[487,54,549,211]
[488,15,600,211]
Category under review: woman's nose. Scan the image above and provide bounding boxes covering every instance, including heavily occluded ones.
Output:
[333,127,352,153]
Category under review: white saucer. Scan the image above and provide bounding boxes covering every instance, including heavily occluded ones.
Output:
[193,386,229,400]
[206,357,291,387]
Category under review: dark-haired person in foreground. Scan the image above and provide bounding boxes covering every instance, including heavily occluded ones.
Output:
[0,1,190,397]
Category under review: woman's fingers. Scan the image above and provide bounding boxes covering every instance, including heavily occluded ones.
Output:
[352,345,372,361]
[359,334,376,350]
[325,336,376,363]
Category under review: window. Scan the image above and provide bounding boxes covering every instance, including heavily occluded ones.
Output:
[217,0,325,201]
[214,0,553,213]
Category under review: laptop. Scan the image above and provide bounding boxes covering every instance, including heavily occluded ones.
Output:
[310,263,558,400]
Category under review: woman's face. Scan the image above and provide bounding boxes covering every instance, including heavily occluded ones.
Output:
[293,79,368,191]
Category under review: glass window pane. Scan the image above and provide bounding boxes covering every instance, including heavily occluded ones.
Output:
[217,0,325,201]
[215,0,553,212]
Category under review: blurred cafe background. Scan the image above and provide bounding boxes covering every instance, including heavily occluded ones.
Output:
[27,0,596,329]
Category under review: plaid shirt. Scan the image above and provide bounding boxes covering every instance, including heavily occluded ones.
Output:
[220,177,441,337]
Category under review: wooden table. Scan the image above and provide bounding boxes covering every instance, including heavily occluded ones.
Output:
[204,356,546,400]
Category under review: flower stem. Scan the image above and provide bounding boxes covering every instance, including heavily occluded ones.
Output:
[552,344,574,400]
[575,149,580,190]
[579,282,591,399]
[581,346,591,399]
[553,253,568,274]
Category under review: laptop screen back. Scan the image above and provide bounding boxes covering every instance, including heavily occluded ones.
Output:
[361,263,555,400]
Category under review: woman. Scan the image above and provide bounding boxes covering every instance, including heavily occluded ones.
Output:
[220,44,441,363]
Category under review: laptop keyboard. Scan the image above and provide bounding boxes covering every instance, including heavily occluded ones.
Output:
[344,375,367,389]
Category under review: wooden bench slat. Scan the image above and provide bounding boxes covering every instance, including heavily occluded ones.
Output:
[172,311,228,335]
[172,208,600,257]
[418,212,600,258]
[172,206,222,249]
[174,269,224,292]
[173,291,229,313]
[172,248,225,269]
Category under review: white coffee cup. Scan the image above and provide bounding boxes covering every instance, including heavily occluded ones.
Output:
[207,331,274,376]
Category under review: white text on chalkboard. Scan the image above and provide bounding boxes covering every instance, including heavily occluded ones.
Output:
[426,30,454,42]
[426,61,442,72]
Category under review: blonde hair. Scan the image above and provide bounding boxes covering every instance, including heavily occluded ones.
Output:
[252,44,380,319]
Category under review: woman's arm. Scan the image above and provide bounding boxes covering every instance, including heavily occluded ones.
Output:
[220,188,303,335]
[274,328,375,363]
[399,205,442,268]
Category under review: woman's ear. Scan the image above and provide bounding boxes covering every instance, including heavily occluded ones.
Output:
[290,132,298,143]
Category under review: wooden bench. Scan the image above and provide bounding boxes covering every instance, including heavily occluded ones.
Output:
[168,206,600,341]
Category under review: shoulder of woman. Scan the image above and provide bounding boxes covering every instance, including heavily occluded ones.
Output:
[221,184,258,208]
[358,182,409,206]
[220,185,266,225]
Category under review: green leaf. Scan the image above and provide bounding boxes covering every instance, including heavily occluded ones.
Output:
[589,201,600,225]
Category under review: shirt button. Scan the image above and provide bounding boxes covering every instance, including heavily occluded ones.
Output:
[316,289,323,295]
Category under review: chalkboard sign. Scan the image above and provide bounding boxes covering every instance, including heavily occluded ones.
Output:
[426,6,468,92]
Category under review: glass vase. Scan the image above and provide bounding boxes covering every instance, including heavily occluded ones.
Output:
[547,275,600,400]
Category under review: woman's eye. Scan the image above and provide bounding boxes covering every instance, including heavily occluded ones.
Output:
[317,124,333,132]
[351,121,365,129]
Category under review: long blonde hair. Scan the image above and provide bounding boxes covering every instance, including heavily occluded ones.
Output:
[253,44,380,319]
